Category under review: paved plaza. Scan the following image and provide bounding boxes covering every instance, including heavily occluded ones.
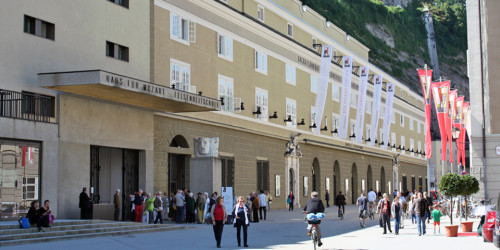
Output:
[2,205,496,250]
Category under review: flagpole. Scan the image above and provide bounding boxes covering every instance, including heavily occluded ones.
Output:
[424,64,432,192]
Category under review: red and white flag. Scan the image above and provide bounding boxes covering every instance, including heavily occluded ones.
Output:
[313,45,333,134]
[417,69,433,158]
[355,66,369,143]
[382,83,395,150]
[369,75,383,146]
[461,102,470,167]
[431,81,450,162]
[447,90,457,163]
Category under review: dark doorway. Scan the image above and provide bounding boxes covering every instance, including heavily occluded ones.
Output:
[122,149,139,221]
[418,177,423,192]
[333,161,340,205]
[411,176,416,191]
[312,158,320,194]
[402,176,408,192]
[168,154,190,197]
[351,163,357,204]
[367,165,373,192]
[380,167,386,194]
[289,168,294,196]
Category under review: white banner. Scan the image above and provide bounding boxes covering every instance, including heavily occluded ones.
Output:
[382,82,395,149]
[313,45,333,134]
[355,66,369,143]
[369,75,383,146]
[338,56,353,139]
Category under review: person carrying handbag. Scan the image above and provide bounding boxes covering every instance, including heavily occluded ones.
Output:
[232,196,250,247]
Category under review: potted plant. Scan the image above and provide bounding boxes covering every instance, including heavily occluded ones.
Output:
[438,173,463,237]
[459,174,479,232]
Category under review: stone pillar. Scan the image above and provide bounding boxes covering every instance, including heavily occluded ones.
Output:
[190,137,221,194]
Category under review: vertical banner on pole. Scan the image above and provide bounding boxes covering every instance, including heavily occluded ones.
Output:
[447,90,457,163]
[417,69,433,158]
[382,83,395,149]
[355,66,369,143]
[369,75,383,146]
[461,102,470,168]
[431,81,450,162]
[453,96,464,165]
[338,56,353,139]
[313,45,333,134]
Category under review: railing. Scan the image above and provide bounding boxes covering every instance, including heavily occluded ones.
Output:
[0,89,55,123]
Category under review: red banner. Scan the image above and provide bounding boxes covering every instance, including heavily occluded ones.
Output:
[447,90,457,163]
[417,69,433,158]
[21,146,27,167]
[461,102,470,167]
[431,81,450,161]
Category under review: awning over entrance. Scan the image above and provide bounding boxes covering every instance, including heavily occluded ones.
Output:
[39,70,221,112]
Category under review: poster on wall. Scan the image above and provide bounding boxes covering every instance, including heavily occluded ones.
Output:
[303,176,308,197]
[221,187,233,211]
[275,175,281,197]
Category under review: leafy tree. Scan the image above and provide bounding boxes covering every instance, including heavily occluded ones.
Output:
[438,173,463,225]
[459,174,479,220]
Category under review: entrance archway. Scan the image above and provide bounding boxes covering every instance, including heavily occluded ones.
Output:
[351,163,358,204]
[312,158,320,193]
[168,135,190,197]
[380,167,386,194]
[367,165,373,192]
[333,161,341,205]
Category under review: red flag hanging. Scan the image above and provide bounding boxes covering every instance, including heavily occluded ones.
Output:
[453,96,465,165]
[447,90,457,163]
[461,102,470,168]
[21,146,27,167]
[431,81,450,162]
[417,68,433,158]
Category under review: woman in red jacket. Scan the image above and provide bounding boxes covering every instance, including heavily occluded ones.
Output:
[210,196,227,248]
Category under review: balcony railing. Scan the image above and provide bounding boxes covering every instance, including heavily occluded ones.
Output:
[0,89,55,123]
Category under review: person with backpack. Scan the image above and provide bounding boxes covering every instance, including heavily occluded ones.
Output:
[378,193,392,234]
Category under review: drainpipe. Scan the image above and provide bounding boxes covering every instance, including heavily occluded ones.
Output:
[478,0,487,199]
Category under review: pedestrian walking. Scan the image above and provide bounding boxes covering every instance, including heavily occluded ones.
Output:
[232,196,250,247]
[154,191,163,224]
[424,192,433,223]
[146,193,155,224]
[196,192,206,223]
[266,191,272,212]
[186,192,196,223]
[175,190,185,224]
[162,192,169,220]
[412,192,430,236]
[431,204,443,234]
[378,193,392,234]
[258,190,267,220]
[325,190,330,208]
[132,189,144,223]
[210,196,227,248]
[113,189,121,221]
[356,192,368,228]
[287,191,295,211]
[246,194,253,222]
[79,187,91,219]
[391,196,401,235]
[408,195,416,224]
[251,192,260,223]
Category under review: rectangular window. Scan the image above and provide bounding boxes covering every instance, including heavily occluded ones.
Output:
[392,111,396,124]
[350,119,356,139]
[310,75,318,93]
[255,50,267,74]
[401,135,406,153]
[331,84,339,101]
[256,160,270,192]
[380,106,385,120]
[286,64,296,85]
[287,23,293,37]
[218,75,234,112]
[106,41,129,62]
[170,59,190,91]
[312,37,317,49]
[311,106,316,132]
[107,0,129,8]
[286,98,297,128]
[257,5,265,22]
[332,113,339,136]
[217,34,233,60]
[170,13,195,43]
[400,113,405,127]
[417,122,422,134]
[23,177,39,200]
[24,15,55,40]
[391,132,396,148]
[418,141,422,155]
[410,139,415,156]
[255,88,268,121]
[366,100,371,114]
[409,117,414,131]
[350,93,357,108]
[221,157,234,187]
[366,125,371,141]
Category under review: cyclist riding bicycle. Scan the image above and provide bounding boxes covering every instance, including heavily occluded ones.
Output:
[335,191,346,218]
[303,191,325,247]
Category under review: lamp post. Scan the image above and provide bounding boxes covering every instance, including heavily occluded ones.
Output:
[451,127,461,173]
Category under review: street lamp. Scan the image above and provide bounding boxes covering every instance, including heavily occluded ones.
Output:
[452,127,461,173]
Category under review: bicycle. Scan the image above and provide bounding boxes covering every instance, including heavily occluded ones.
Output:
[338,205,344,220]
[305,213,324,250]
[368,202,375,220]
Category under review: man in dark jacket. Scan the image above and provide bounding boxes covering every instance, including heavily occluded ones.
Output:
[303,191,325,247]
[79,187,91,219]
[325,190,330,208]
[379,193,392,234]
[335,191,346,217]
[412,192,429,236]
